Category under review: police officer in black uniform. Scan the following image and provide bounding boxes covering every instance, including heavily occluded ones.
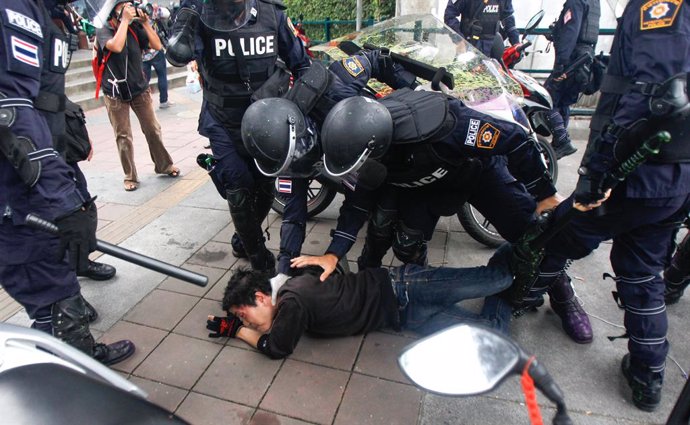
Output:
[166,0,310,274]
[443,0,520,55]
[0,0,133,365]
[242,49,418,276]
[544,0,600,159]
[521,0,690,410]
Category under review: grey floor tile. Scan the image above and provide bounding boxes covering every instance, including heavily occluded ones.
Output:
[134,333,221,388]
[187,240,237,270]
[354,332,414,384]
[158,263,228,297]
[249,410,313,425]
[194,346,283,406]
[99,321,168,374]
[174,298,225,343]
[260,359,350,424]
[290,334,363,371]
[334,373,422,425]
[176,392,254,425]
[125,289,199,330]
[129,376,189,413]
[212,223,236,244]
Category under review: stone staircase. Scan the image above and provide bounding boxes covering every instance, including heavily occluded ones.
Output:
[67,48,189,111]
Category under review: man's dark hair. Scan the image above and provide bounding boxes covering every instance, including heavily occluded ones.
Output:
[222,267,272,311]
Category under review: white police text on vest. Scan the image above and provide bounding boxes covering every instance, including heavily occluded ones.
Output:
[53,38,70,69]
[214,36,275,57]
[390,168,449,188]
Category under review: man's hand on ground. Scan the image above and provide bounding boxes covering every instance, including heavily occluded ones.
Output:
[290,253,338,282]
[206,314,242,338]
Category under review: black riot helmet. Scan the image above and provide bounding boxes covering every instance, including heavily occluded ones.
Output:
[201,0,252,30]
[241,98,320,177]
[321,96,393,177]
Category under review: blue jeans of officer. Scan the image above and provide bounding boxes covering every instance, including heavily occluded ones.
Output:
[390,244,514,335]
[527,191,690,380]
[143,51,169,104]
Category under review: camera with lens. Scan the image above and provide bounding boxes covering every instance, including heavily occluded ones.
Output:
[132,1,154,18]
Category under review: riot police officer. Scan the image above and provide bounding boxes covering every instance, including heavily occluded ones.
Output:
[0,0,134,365]
[520,0,690,411]
[544,0,600,159]
[166,0,311,274]
[443,0,520,55]
[242,48,418,275]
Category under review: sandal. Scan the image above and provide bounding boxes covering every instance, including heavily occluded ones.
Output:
[166,167,181,178]
[124,181,139,191]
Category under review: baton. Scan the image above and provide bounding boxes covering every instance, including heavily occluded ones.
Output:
[25,214,208,287]
[547,51,593,85]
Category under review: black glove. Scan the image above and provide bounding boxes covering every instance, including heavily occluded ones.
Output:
[469,21,483,38]
[55,206,97,273]
[573,170,607,205]
[206,314,243,338]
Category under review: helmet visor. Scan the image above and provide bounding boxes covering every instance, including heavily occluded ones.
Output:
[201,0,252,31]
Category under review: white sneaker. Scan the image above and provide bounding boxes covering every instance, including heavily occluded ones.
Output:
[159,101,173,109]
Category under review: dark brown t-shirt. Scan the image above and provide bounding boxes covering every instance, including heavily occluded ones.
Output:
[256,268,398,359]
[96,21,149,99]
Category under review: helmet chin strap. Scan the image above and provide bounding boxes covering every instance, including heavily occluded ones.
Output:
[322,141,374,178]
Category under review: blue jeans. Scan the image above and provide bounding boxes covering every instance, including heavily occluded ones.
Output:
[389,244,514,336]
[143,51,168,103]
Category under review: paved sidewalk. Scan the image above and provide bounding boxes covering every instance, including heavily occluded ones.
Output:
[3,86,688,425]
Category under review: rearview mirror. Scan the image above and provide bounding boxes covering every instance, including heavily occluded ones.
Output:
[398,324,520,396]
[524,10,545,35]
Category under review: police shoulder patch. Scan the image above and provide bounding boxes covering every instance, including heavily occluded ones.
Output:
[640,0,683,30]
[477,123,500,149]
[4,9,43,39]
[342,56,364,77]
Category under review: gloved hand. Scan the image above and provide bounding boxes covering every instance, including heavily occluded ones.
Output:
[469,21,483,38]
[206,314,243,338]
[573,169,607,205]
[550,64,566,82]
[55,205,97,273]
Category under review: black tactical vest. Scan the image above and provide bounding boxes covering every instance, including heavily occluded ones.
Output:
[200,0,279,112]
[461,0,502,40]
[578,0,600,45]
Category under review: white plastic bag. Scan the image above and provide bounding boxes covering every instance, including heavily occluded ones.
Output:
[185,65,201,94]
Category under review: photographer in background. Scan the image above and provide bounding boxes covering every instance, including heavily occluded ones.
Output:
[142,3,174,109]
[96,0,180,191]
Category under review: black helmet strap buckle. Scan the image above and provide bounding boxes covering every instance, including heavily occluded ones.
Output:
[323,140,374,178]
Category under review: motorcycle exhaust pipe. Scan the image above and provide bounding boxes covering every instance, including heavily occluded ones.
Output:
[25,214,208,287]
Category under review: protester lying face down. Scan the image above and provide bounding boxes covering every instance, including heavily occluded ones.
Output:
[207,246,516,360]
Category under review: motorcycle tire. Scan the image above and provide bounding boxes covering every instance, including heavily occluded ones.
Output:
[457,136,559,248]
[271,178,338,218]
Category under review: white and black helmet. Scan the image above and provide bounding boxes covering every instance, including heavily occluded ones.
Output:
[321,96,393,177]
[241,98,320,177]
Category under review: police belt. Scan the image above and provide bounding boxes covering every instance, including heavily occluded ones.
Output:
[34,91,66,113]
[203,91,251,109]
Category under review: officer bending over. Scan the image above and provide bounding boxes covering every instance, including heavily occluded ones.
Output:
[207,245,515,359]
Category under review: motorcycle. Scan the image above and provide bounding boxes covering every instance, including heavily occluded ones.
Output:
[271,12,559,249]
[398,323,690,425]
[0,323,190,424]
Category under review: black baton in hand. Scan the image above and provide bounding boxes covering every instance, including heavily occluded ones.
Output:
[26,214,208,287]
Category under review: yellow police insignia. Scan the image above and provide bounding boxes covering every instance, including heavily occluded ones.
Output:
[342,57,364,77]
[477,123,500,149]
[640,0,683,30]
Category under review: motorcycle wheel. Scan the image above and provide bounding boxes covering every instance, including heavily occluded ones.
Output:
[457,136,559,248]
[271,178,338,218]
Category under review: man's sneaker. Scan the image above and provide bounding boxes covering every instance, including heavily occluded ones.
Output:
[621,354,662,412]
[77,260,116,281]
[159,101,173,109]
[549,294,593,343]
[552,141,578,160]
[93,340,136,366]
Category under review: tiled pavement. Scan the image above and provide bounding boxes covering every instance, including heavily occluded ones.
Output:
[3,86,688,425]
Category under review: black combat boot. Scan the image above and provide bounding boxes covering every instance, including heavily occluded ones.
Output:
[77,260,116,281]
[230,233,248,259]
[357,206,397,270]
[545,109,577,159]
[664,233,690,305]
[227,188,275,274]
[52,294,135,366]
[621,354,663,412]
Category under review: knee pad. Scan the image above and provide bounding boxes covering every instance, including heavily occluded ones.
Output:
[369,205,397,238]
[392,222,428,265]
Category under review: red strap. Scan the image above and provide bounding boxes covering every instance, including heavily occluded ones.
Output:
[520,356,544,425]
[94,26,137,99]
